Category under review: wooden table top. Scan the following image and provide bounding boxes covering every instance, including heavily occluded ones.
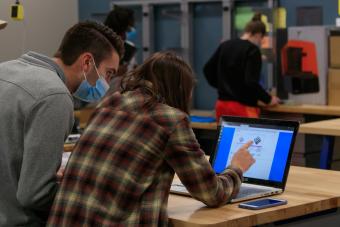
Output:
[63,143,75,152]
[190,109,215,117]
[74,105,340,128]
[299,118,340,136]
[168,166,340,227]
[190,107,340,134]
[74,105,340,132]
[264,104,340,116]
[190,122,218,130]
[192,105,340,117]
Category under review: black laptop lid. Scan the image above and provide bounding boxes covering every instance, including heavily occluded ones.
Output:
[209,116,299,189]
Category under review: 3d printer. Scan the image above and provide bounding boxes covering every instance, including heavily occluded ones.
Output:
[281,40,319,94]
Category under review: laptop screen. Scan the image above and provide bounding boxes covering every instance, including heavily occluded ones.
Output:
[211,118,296,184]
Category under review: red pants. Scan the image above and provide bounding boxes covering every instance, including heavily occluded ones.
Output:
[215,100,260,121]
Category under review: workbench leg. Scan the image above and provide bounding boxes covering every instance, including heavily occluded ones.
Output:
[320,136,335,169]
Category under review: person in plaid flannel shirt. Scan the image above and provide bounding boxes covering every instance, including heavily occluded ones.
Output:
[47,51,255,226]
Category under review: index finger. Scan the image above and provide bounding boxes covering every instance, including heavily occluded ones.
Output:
[241,140,253,149]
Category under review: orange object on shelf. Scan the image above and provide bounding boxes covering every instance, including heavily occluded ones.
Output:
[281,40,318,76]
[281,40,319,94]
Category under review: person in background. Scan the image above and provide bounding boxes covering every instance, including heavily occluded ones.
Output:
[105,5,137,79]
[204,12,280,121]
[0,21,123,226]
[47,51,255,226]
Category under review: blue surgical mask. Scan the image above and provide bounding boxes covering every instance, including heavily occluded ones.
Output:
[126,27,137,42]
[73,58,110,103]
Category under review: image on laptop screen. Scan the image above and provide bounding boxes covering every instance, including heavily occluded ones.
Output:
[212,120,295,183]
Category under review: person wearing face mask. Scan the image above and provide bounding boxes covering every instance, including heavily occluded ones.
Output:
[72,57,111,103]
[204,12,280,120]
[104,5,138,93]
[0,21,123,226]
[104,5,136,71]
[73,6,136,111]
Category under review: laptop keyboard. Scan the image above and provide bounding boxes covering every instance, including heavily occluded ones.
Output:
[235,185,274,199]
[171,183,275,199]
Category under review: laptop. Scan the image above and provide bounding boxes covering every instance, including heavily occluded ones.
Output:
[170,116,299,203]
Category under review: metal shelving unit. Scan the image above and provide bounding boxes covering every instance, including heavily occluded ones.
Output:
[111,0,278,108]
[111,0,246,62]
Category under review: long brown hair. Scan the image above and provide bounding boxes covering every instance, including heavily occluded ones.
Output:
[244,12,266,36]
[121,51,195,114]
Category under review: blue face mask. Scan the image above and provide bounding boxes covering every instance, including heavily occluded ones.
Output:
[73,59,110,103]
[126,27,137,42]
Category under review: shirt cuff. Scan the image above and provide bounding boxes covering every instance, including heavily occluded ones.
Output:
[225,165,243,181]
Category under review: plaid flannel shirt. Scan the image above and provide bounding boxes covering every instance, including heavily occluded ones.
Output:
[47,90,243,227]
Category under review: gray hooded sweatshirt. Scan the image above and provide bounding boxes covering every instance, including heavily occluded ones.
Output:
[0,52,74,226]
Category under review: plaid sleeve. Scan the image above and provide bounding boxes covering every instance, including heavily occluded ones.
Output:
[220,165,243,199]
[164,115,242,207]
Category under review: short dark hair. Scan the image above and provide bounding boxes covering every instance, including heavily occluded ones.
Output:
[121,51,195,114]
[55,21,124,66]
[244,12,266,36]
[104,5,135,38]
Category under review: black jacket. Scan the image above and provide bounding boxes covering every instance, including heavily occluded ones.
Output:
[204,38,271,107]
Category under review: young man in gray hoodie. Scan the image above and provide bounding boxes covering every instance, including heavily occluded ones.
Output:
[0,21,123,226]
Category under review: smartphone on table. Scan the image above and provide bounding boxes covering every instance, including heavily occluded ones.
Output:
[238,198,287,210]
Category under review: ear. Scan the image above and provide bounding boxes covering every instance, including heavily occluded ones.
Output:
[80,52,93,74]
